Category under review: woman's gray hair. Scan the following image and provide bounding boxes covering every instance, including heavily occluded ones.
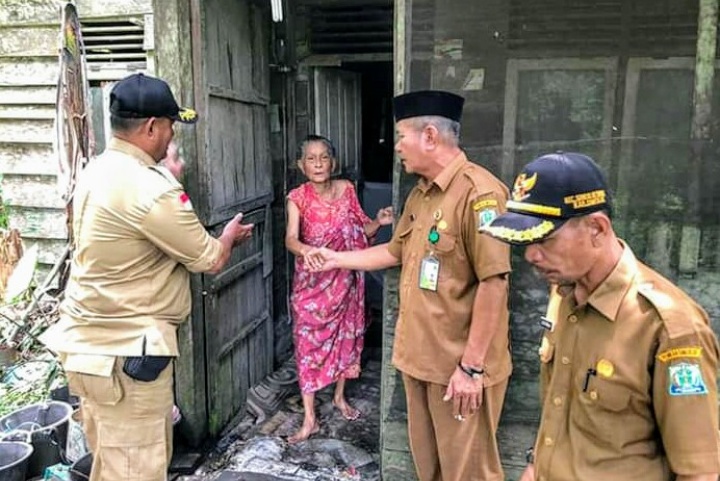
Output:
[410,116,461,146]
[297,134,337,160]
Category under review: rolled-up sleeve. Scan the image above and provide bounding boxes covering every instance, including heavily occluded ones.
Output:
[141,189,223,272]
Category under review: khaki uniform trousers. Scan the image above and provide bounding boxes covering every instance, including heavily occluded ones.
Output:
[67,358,174,481]
[403,373,508,481]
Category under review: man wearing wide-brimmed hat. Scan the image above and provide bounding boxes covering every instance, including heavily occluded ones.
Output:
[481,152,720,481]
[41,73,253,481]
[306,90,512,481]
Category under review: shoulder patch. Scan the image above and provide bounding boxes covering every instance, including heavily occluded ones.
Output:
[473,199,498,211]
[668,362,708,396]
[657,346,703,362]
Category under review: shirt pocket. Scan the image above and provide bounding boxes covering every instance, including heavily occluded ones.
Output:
[573,378,632,448]
[432,232,457,281]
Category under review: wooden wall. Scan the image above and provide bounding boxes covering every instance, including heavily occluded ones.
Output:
[0,0,152,274]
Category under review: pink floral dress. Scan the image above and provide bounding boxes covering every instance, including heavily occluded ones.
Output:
[288,181,371,393]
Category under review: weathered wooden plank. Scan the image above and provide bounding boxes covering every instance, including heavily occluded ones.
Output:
[86,62,148,81]
[0,58,58,86]
[23,237,67,265]
[0,106,56,120]
[2,174,64,209]
[0,119,54,144]
[0,86,56,105]
[0,0,151,26]
[8,207,66,240]
[0,144,56,175]
[0,27,59,58]
[0,0,64,27]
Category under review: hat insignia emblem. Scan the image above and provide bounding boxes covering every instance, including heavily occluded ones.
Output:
[179,108,197,122]
[512,172,538,201]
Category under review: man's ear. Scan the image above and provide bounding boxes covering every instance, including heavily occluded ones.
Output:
[587,212,611,241]
[422,124,440,148]
[146,117,156,137]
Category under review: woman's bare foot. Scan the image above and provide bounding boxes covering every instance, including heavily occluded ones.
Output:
[287,418,320,444]
[333,397,361,421]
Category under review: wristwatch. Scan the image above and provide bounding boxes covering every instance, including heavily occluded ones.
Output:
[458,362,485,380]
[525,447,535,464]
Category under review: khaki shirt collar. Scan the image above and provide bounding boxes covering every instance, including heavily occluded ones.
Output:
[587,240,638,322]
[108,137,157,167]
[418,151,467,193]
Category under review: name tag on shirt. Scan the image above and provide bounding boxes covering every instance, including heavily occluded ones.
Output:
[419,255,440,291]
[539,316,554,331]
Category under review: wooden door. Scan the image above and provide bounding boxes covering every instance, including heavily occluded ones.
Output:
[313,68,362,181]
[191,0,273,435]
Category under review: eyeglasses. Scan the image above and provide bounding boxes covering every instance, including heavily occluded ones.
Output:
[304,157,332,166]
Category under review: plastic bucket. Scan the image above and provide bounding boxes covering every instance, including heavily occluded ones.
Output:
[0,441,33,481]
[0,401,73,478]
[69,452,92,481]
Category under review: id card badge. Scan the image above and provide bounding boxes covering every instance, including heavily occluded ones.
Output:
[419,255,440,291]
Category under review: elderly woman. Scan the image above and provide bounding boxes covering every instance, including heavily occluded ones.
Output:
[285,134,393,443]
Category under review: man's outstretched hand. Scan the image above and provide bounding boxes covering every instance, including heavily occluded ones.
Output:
[304,247,339,271]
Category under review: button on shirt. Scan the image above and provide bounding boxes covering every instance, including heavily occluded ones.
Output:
[535,243,720,480]
[387,153,512,386]
[41,138,223,359]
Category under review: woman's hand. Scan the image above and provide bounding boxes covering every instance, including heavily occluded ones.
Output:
[375,207,394,226]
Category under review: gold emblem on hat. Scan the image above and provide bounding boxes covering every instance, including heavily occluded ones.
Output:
[433,209,443,221]
[596,359,614,378]
[512,172,538,201]
[437,220,448,231]
[179,108,197,122]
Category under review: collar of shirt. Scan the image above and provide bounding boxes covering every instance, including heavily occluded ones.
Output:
[581,241,639,321]
[107,137,157,167]
[417,151,468,193]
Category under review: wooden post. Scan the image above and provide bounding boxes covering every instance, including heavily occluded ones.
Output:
[381,0,418,479]
[680,0,718,276]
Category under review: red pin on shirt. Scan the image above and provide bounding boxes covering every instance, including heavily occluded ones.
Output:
[179,192,193,211]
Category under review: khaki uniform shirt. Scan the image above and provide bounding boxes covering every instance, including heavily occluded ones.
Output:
[387,153,512,386]
[40,138,222,368]
[535,243,720,481]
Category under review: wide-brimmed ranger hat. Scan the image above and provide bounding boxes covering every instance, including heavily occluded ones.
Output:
[110,73,198,124]
[480,152,612,245]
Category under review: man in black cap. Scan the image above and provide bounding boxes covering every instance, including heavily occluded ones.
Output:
[481,152,720,481]
[41,73,253,481]
[306,90,512,481]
